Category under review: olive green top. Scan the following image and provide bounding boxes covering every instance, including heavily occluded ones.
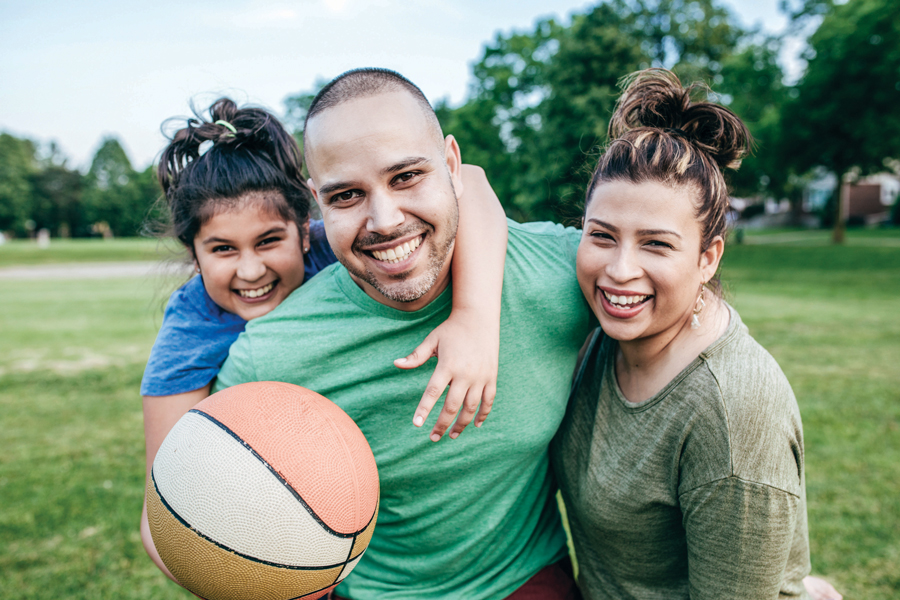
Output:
[552,305,811,600]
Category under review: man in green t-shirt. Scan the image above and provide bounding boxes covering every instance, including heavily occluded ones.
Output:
[216,68,592,599]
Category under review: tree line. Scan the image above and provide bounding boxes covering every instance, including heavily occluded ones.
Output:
[2,0,897,239]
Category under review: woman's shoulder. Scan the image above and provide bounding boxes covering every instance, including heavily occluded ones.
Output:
[693,306,804,496]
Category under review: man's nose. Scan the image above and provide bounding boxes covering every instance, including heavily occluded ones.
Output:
[366,191,405,234]
[236,252,267,282]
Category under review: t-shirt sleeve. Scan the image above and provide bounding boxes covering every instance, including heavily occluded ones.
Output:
[213,331,258,392]
[680,477,809,600]
[140,277,246,396]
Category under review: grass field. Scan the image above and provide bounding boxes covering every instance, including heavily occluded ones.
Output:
[1,231,898,599]
[0,238,174,267]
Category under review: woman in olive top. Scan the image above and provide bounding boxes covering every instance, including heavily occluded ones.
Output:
[552,69,813,599]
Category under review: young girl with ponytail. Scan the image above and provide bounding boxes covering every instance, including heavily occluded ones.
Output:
[139,98,507,582]
[552,69,824,599]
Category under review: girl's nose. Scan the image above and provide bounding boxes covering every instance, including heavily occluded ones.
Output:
[236,253,267,282]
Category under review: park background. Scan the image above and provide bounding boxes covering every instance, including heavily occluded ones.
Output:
[1,0,898,598]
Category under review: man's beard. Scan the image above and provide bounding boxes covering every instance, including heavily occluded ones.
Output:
[341,211,458,304]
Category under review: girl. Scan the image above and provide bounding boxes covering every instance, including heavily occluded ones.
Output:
[552,69,825,599]
[139,98,508,582]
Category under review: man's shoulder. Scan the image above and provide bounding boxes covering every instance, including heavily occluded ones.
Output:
[505,219,582,277]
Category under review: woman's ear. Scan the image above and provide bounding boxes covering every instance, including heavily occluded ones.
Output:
[699,235,725,282]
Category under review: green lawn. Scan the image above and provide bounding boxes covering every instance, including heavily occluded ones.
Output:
[0,237,176,267]
[1,231,898,598]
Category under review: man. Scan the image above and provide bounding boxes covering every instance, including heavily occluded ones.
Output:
[215,68,592,599]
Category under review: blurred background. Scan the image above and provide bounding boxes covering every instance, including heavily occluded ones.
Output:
[1,0,898,598]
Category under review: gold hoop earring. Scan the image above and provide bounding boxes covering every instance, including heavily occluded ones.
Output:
[691,286,706,330]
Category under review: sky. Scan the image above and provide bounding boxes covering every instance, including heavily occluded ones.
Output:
[0,0,793,171]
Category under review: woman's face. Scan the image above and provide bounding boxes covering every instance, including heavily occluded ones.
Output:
[193,195,308,321]
[576,180,721,343]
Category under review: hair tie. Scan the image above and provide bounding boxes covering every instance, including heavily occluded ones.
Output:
[214,120,237,136]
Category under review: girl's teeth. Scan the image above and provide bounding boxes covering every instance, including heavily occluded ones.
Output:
[239,282,274,298]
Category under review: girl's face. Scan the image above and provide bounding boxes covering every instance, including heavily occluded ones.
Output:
[193,196,308,321]
[576,180,721,344]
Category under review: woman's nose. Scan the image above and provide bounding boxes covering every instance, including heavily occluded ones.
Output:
[605,247,642,283]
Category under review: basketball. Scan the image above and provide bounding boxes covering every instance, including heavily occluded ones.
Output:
[146,381,379,600]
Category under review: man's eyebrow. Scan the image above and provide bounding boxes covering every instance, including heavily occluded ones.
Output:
[381,157,430,176]
[585,219,682,239]
[318,157,432,201]
[317,180,356,199]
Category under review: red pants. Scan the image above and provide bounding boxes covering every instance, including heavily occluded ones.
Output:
[330,559,581,600]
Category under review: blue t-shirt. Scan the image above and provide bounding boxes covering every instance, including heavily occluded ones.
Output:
[140,219,337,396]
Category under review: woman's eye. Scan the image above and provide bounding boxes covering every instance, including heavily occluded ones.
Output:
[646,240,673,249]
[590,231,614,241]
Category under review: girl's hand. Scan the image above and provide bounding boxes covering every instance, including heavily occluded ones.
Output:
[395,307,499,441]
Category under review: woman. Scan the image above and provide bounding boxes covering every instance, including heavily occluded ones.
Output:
[552,69,817,599]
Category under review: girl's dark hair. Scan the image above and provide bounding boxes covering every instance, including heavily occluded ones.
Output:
[586,69,751,257]
[156,98,312,254]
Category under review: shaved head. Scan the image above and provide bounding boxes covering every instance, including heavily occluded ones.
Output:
[303,68,445,159]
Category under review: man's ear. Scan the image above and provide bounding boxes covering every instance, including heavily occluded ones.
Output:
[443,135,464,198]
[700,235,725,282]
[307,178,323,209]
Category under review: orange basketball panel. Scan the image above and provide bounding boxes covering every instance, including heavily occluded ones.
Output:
[195,382,379,536]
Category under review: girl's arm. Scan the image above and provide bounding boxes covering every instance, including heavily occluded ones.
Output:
[395,164,507,441]
[140,386,211,582]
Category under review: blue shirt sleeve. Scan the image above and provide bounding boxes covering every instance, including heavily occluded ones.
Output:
[303,219,337,282]
[140,276,248,396]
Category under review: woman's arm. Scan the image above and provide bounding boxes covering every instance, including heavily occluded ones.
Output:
[395,164,508,441]
[140,386,211,582]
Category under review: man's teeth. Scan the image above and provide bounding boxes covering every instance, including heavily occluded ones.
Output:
[238,282,274,298]
[603,291,649,307]
[372,236,422,264]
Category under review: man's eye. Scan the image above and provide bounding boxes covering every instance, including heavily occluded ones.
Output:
[393,171,418,185]
[333,189,362,203]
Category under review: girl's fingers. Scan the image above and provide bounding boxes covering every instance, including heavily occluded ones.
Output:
[447,386,484,439]
[412,369,451,430]
[394,336,437,370]
[474,383,496,428]
[429,382,467,442]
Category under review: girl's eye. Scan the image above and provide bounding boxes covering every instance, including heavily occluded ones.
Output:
[212,244,234,253]
[258,236,281,247]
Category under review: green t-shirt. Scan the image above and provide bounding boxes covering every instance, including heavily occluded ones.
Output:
[216,220,592,599]
[552,304,811,600]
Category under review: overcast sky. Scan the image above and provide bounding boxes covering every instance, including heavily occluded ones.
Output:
[1,0,792,171]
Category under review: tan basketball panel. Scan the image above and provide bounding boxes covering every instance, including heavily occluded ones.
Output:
[153,410,354,567]
[148,481,344,600]
[350,499,379,559]
[196,382,379,535]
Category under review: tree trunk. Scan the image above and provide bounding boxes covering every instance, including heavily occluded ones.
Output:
[832,174,847,244]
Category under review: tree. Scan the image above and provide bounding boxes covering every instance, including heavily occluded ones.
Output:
[82,137,158,237]
[0,133,38,235]
[781,0,900,242]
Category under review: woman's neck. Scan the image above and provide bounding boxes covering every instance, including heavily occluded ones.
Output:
[615,297,729,404]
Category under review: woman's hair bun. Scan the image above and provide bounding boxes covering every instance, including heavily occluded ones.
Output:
[609,68,751,170]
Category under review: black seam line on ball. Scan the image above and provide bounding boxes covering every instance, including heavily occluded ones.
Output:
[190,409,363,538]
[334,532,359,585]
[151,469,353,572]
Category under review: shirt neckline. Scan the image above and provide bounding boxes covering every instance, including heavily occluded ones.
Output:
[606,302,741,412]
[333,265,453,321]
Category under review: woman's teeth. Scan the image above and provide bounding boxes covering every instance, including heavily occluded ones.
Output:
[372,236,421,264]
[603,291,649,308]
[238,282,274,298]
